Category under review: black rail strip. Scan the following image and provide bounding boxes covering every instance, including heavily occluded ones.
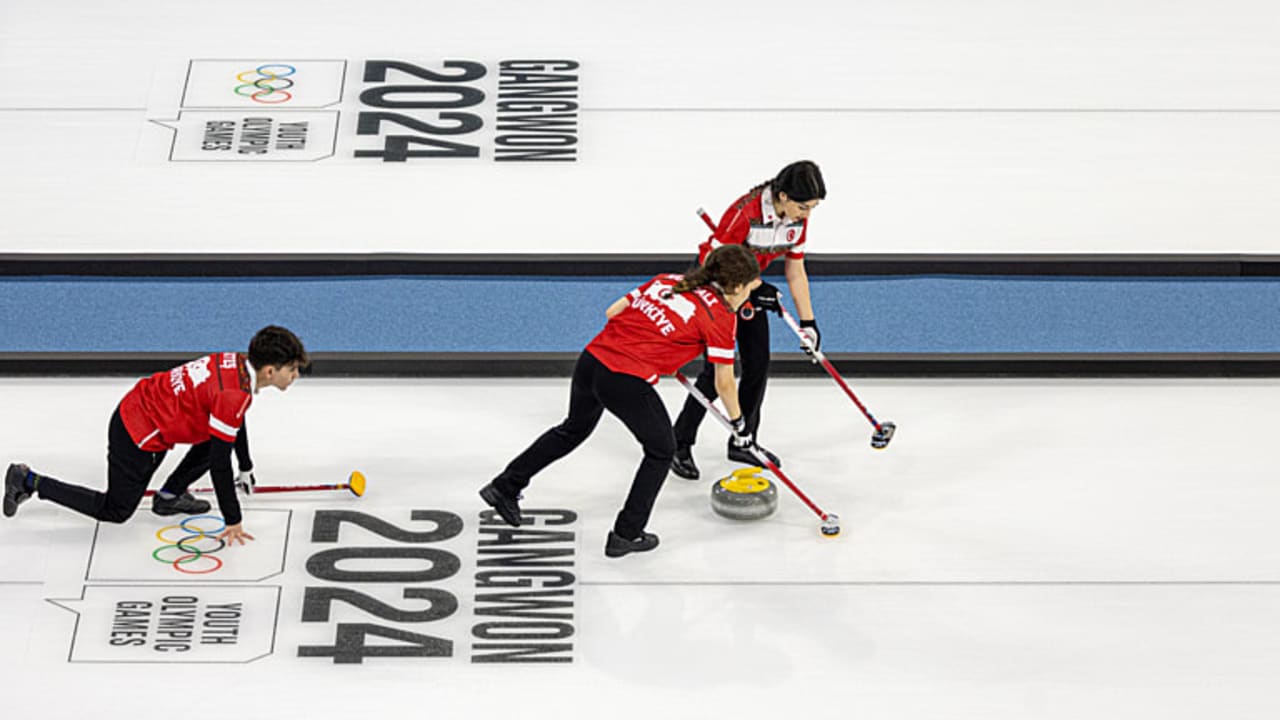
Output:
[1,253,1277,277]
[1,352,1276,378]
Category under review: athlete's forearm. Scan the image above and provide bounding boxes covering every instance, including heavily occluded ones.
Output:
[714,363,741,420]
[605,296,629,319]
[785,258,814,320]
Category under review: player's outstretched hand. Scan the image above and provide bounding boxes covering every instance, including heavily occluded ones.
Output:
[220,523,256,545]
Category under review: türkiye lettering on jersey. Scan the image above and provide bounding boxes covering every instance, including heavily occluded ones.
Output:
[628,280,696,336]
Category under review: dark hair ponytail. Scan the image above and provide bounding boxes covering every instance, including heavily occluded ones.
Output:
[771,160,826,203]
[672,244,760,294]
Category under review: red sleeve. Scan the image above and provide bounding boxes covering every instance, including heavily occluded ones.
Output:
[697,200,753,264]
[704,310,738,366]
[209,391,251,443]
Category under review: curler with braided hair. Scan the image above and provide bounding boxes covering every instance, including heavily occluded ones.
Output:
[733,159,827,212]
[670,244,760,296]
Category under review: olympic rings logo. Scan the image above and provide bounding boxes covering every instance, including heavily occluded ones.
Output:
[152,515,227,574]
[234,64,296,104]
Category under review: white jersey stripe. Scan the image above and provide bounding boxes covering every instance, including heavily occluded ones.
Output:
[209,415,238,438]
[707,346,735,360]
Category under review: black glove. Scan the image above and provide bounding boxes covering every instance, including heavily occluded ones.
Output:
[799,319,821,356]
[751,282,782,316]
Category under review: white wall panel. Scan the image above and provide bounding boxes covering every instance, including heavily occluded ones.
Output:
[1,1,1276,254]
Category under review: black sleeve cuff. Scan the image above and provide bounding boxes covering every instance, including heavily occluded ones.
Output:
[234,422,253,472]
[209,437,243,526]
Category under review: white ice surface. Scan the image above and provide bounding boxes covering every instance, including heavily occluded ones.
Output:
[1,376,1278,719]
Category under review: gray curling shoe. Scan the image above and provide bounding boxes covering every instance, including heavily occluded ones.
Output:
[151,492,212,516]
[3,463,33,518]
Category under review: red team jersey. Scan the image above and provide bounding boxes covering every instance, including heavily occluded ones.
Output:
[119,353,254,451]
[586,274,739,384]
[697,185,808,271]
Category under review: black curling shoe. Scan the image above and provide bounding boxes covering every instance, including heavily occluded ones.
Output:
[605,531,660,558]
[479,481,523,527]
[727,442,781,469]
[670,446,699,480]
[151,492,211,516]
[3,463,33,518]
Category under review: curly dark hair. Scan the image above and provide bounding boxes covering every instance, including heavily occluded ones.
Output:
[248,326,309,370]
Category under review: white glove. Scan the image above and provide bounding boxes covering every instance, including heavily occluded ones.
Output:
[730,416,755,450]
[799,319,821,355]
[236,469,256,496]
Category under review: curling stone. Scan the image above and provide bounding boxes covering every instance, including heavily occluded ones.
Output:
[710,467,778,521]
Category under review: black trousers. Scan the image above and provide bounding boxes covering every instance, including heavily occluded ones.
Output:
[35,407,221,523]
[493,350,675,540]
[36,408,168,523]
[159,434,241,495]
[672,284,772,448]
